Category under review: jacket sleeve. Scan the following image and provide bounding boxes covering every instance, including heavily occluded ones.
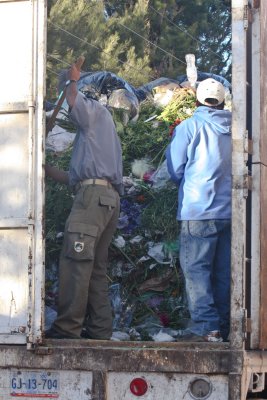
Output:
[165,121,191,185]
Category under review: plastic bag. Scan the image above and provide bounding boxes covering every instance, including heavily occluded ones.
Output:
[108,88,140,122]
[46,125,75,152]
[56,70,143,123]
[150,159,171,189]
[109,283,134,331]
[109,283,123,331]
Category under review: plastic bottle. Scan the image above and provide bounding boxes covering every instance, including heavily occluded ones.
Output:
[185,54,197,89]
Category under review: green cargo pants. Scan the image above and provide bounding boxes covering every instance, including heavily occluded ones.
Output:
[53,183,120,339]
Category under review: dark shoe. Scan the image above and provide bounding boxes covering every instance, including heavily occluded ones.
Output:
[81,327,110,340]
[45,327,78,339]
[81,328,92,339]
[176,330,223,343]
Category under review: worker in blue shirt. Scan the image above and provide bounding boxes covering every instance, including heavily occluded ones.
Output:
[166,78,232,342]
[45,62,123,340]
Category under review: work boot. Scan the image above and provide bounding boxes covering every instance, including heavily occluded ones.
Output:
[45,327,79,339]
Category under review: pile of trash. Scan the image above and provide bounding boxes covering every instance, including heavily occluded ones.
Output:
[45,63,231,341]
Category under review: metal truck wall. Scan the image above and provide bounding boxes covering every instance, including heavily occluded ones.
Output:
[0,0,46,345]
[250,0,267,350]
[0,342,234,400]
[0,368,229,400]
[231,0,249,351]
[256,0,267,350]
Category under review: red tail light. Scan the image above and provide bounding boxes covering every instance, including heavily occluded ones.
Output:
[130,377,148,396]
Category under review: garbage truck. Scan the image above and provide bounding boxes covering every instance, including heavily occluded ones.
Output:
[0,0,267,399]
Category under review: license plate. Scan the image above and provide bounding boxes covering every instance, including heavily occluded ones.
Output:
[10,370,59,398]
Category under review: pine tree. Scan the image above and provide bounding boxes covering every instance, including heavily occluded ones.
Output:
[46,0,231,99]
[47,0,107,98]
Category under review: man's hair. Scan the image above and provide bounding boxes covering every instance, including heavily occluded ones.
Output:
[196,100,225,110]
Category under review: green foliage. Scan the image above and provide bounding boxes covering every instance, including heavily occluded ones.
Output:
[117,47,152,87]
[157,88,196,124]
[173,0,231,77]
[117,100,169,174]
[45,149,73,265]
[47,0,231,99]
[141,186,178,242]
[47,0,107,97]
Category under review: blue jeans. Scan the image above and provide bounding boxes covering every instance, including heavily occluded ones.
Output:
[179,219,231,340]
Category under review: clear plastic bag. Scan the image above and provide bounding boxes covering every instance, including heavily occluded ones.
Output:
[109,283,123,331]
[150,159,171,189]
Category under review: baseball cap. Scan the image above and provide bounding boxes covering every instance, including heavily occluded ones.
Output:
[196,78,225,106]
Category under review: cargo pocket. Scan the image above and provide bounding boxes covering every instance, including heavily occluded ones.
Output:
[99,195,116,210]
[66,222,98,260]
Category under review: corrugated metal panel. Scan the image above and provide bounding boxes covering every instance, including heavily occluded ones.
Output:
[0,0,46,346]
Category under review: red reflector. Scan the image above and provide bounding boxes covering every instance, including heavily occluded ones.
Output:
[130,378,148,396]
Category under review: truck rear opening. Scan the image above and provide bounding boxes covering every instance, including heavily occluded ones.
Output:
[1,1,267,399]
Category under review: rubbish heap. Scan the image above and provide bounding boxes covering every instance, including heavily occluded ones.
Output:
[45,63,231,341]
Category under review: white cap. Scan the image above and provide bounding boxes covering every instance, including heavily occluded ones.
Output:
[196,78,225,106]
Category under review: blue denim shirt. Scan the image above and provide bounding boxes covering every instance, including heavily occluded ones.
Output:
[166,106,232,220]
